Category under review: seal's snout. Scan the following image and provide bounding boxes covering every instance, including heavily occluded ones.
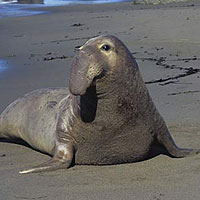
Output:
[69,50,93,96]
[70,88,86,96]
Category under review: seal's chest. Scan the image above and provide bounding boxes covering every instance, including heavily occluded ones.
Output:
[75,118,153,165]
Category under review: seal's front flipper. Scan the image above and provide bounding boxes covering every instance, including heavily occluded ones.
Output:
[19,158,71,174]
[19,143,75,174]
[157,125,200,158]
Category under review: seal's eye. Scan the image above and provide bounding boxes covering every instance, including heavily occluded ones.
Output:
[101,44,111,52]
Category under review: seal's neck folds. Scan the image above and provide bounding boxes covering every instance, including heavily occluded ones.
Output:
[76,61,151,124]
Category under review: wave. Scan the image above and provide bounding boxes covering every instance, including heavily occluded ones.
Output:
[0,0,18,4]
[0,0,131,5]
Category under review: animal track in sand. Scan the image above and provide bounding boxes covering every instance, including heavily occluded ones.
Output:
[136,56,200,86]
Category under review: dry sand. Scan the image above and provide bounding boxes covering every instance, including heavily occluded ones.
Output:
[0,1,200,199]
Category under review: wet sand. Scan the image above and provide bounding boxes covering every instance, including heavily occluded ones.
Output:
[0,1,200,199]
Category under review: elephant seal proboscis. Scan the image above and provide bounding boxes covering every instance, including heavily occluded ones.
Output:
[0,35,199,174]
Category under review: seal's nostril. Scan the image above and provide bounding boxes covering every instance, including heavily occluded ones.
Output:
[74,45,84,53]
[74,47,81,53]
[75,45,81,49]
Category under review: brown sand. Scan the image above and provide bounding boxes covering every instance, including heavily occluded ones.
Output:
[0,1,200,200]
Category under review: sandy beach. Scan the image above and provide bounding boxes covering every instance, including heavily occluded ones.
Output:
[0,1,200,199]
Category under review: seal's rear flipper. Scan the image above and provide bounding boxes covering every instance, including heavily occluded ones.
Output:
[19,142,75,174]
[157,126,200,158]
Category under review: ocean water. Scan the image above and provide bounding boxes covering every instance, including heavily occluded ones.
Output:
[0,60,8,74]
[0,1,44,18]
[0,0,132,18]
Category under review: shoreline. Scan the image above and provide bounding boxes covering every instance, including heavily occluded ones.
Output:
[1,0,200,19]
[0,2,200,199]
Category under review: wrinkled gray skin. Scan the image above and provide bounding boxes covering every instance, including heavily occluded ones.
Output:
[0,35,199,174]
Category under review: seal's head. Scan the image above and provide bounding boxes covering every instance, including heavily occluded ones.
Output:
[69,35,137,96]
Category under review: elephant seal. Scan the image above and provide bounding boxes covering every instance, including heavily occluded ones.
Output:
[0,35,199,174]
